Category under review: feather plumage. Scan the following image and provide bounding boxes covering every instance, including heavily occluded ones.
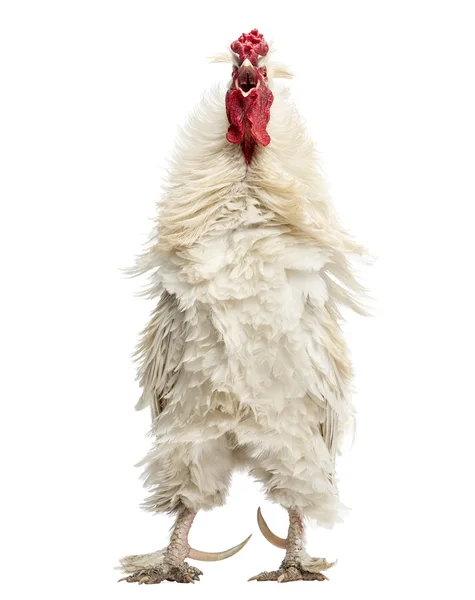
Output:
[131,64,365,526]
[134,289,187,420]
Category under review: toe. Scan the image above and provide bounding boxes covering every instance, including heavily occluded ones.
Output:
[249,565,330,583]
[277,567,302,583]
[187,565,203,579]
[248,570,280,581]
[301,572,328,581]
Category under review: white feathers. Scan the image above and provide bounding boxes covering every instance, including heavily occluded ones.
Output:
[134,290,187,420]
[269,61,294,79]
[208,49,239,66]
[132,78,365,526]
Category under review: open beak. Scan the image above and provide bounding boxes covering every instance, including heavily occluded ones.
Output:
[236,58,259,97]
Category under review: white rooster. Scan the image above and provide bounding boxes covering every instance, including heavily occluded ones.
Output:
[119,29,366,584]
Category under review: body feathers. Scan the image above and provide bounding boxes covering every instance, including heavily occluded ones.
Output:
[132,78,364,526]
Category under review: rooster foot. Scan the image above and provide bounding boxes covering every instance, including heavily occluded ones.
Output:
[119,563,203,584]
[248,558,333,583]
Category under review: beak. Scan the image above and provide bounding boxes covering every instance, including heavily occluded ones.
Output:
[236,58,259,96]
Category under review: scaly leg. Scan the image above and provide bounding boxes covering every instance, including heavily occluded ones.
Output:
[249,507,335,583]
[119,507,201,583]
[119,506,251,584]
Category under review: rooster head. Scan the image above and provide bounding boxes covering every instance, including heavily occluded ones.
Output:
[226,29,274,164]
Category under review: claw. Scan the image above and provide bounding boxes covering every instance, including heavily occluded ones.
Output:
[257,507,286,549]
[188,534,252,561]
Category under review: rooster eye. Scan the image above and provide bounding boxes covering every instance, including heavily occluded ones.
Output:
[262,68,267,77]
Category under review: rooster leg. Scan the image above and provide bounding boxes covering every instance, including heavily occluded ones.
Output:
[119,506,202,584]
[249,507,335,583]
[119,505,251,584]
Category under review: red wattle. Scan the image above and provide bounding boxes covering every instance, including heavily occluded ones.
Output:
[225,87,274,163]
[225,89,245,144]
[247,86,273,147]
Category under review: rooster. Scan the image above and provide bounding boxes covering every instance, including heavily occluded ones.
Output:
[119,29,365,584]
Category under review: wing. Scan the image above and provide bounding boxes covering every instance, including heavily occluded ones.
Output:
[304,296,354,475]
[134,290,186,421]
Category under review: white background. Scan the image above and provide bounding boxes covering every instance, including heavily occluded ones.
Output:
[1,1,474,598]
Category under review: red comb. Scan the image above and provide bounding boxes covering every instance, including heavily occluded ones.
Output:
[230,29,269,66]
